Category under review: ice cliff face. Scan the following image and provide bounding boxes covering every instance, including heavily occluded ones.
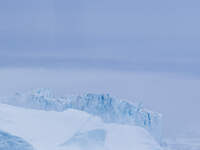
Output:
[0,88,162,142]
[66,93,162,141]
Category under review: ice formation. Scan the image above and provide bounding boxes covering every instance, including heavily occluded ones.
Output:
[0,103,162,150]
[0,131,34,150]
[0,88,162,142]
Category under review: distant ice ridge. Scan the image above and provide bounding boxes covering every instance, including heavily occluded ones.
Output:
[0,88,162,142]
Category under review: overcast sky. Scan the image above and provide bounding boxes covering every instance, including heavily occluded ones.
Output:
[1,0,200,137]
[0,0,200,74]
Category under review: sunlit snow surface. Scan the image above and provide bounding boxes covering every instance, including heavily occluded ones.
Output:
[0,103,162,150]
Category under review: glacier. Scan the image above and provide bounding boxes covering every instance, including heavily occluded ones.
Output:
[0,102,163,150]
[0,88,162,142]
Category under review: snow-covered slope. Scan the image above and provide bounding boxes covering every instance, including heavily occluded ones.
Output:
[0,103,162,150]
[0,88,162,142]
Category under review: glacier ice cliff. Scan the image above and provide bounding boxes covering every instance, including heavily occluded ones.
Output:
[0,88,162,142]
[0,130,34,150]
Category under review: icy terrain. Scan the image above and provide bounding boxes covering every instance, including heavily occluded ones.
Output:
[0,102,163,150]
[0,130,34,150]
[0,88,162,142]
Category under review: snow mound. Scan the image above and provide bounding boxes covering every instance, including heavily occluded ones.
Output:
[0,88,162,142]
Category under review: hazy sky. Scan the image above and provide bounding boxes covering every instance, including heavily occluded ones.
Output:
[1,0,200,62]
